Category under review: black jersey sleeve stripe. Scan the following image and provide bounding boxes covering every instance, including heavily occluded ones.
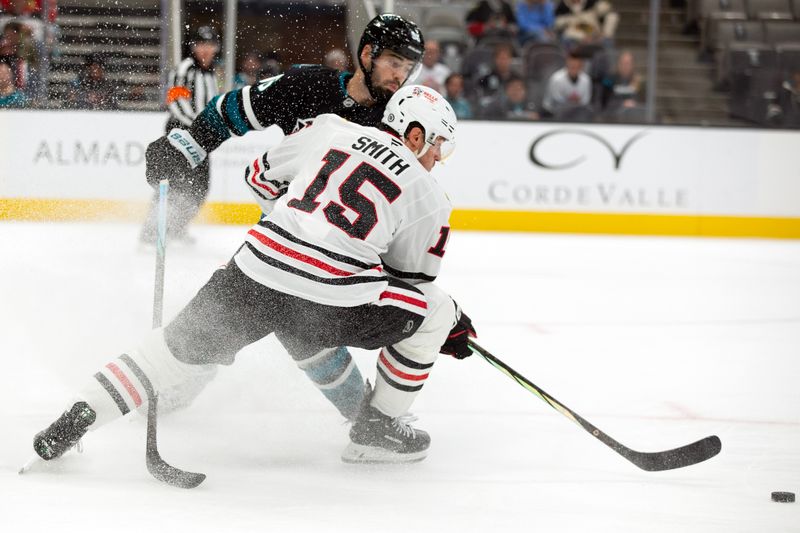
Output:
[244,242,386,286]
[247,182,272,203]
[385,277,425,294]
[258,221,378,270]
[381,262,437,282]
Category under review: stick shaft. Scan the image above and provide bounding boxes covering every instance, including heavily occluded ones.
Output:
[468,340,587,429]
[467,339,721,471]
[152,179,168,328]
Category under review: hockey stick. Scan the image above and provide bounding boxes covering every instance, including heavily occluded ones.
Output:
[146,179,206,489]
[151,179,168,329]
[146,396,205,488]
[468,340,722,472]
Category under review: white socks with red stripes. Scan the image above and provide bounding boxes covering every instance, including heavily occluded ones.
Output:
[73,329,216,430]
[370,283,455,417]
[372,346,433,416]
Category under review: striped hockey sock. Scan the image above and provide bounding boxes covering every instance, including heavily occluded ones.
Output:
[372,346,433,417]
[295,347,365,421]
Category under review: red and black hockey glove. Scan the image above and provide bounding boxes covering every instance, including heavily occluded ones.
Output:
[440,303,477,360]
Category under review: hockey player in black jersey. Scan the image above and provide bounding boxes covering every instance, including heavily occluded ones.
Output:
[33,85,477,466]
[141,15,426,425]
[144,14,425,217]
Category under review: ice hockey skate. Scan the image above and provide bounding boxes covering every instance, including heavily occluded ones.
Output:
[341,385,430,464]
[33,401,96,461]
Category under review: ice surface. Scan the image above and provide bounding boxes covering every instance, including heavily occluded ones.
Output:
[1,222,798,532]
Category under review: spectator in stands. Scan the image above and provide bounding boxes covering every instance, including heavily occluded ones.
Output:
[409,39,451,93]
[0,21,35,95]
[477,42,520,99]
[542,52,592,117]
[127,83,148,103]
[516,0,556,45]
[0,0,55,101]
[466,0,518,42]
[554,0,619,49]
[481,75,539,120]
[444,73,473,119]
[69,54,119,110]
[0,59,26,107]
[0,0,45,49]
[323,48,349,72]
[234,50,263,89]
[599,50,643,114]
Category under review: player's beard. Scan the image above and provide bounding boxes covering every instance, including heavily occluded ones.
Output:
[369,71,400,104]
[371,85,394,103]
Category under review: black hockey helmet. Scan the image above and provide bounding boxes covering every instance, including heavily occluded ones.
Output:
[191,25,220,45]
[358,14,425,64]
[357,14,425,102]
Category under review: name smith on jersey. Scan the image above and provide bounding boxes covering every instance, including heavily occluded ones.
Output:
[351,135,410,176]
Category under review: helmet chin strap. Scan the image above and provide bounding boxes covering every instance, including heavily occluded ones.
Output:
[414,143,431,159]
[405,125,432,159]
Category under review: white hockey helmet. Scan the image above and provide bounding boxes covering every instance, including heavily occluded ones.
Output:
[382,84,457,160]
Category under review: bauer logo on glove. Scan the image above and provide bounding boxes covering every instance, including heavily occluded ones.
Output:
[167,129,207,168]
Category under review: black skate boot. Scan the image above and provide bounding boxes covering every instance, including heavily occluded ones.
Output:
[33,402,97,461]
[341,384,430,464]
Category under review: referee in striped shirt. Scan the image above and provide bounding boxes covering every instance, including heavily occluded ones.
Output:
[140,26,220,245]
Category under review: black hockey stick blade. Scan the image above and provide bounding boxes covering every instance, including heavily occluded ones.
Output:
[146,395,206,489]
[622,435,722,472]
[468,339,722,472]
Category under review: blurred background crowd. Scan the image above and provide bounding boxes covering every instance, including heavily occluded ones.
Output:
[0,0,798,127]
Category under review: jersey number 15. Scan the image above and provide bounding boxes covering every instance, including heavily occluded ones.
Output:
[288,149,401,240]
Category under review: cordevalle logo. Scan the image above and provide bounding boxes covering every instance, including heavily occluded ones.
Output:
[529,129,648,171]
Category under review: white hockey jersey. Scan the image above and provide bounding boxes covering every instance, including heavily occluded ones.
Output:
[234,114,452,307]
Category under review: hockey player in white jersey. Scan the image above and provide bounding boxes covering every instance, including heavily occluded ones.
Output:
[32,85,477,466]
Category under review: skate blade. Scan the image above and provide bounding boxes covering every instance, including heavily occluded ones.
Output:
[341,442,427,464]
[18,454,42,475]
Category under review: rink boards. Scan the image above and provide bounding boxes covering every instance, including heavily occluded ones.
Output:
[1,110,798,238]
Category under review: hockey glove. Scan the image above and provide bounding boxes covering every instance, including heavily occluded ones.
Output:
[440,303,477,360]
[145,129,207,188]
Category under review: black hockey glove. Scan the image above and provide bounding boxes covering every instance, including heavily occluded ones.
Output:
[145,129,207,188]
[440,303,477,360]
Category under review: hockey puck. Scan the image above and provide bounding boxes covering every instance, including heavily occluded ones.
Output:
[771,491,795,503]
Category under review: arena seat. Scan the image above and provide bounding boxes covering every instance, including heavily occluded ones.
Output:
[746,0,794,19]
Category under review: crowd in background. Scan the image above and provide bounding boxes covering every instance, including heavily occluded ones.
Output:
[0,0,797,128]
[0,0,642,123]
[402,0,645,123]
[227,0,644,121]
[221,1,640,124]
